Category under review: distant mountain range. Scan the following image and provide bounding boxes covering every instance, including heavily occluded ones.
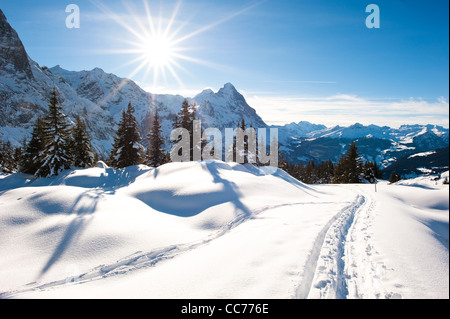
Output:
[0,9,448,175]
[278,122,448,169]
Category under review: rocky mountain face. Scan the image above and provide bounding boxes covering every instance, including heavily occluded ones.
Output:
[194,83,267,130]
[0,9,33,80]
[0,8,448,172]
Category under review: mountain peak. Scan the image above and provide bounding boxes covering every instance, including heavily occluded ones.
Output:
[219,82,238,94]
[223,82,236,89]
[0,9,34,79]
[91,67,106,74]
[198,88,214,96]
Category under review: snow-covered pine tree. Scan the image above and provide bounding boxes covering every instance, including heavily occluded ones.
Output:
[21,117,46,175]
[35,90,72,177]
[109,102,144,168]
[145,111,166,167]
[363,161,383,182]
[71,116,94,168]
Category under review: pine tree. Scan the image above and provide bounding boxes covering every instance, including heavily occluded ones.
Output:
[277,149,288,171]
[36,90,72,177]
[389,171,402,184]
[0,140,15,173]
[172,99,197,161]
[109,102,144,168]
[71,116,94,168]
[317,160,334,184]
[363,161,383,183]
[179,99,193,132]
[21,117,46,175]
[146,111,166,167]
[346,142,363,183]
[236,118,247,163]
[332,141,363,184]
[305,161,317,184]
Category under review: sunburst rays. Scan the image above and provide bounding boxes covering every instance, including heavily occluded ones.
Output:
[90,0,265,95]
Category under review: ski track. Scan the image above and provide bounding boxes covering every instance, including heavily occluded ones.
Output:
[296,186,401,299]
[343,188,402,299]
[295,194,365,299]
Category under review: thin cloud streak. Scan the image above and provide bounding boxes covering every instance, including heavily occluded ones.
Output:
[246,94,449,128]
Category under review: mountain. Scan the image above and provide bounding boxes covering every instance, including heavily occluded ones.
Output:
[194,83,267,130]
[0,10,267,158]
[382,147,449,178]
[280,123,449,168]
[0,9,33,80]
[0,8,448,173]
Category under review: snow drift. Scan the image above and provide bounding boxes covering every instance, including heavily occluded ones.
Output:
[0,162,448,299]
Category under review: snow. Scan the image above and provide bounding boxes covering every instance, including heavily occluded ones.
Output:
[408,151,437,159]
[0,162,448,299]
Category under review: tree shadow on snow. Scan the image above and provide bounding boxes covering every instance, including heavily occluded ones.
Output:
[37,189,102,278]
[133,162,253,219]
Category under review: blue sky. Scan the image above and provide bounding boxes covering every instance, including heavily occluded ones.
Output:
[1,0,448,127]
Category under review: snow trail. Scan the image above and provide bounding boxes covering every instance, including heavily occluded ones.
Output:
[296,193,369,299]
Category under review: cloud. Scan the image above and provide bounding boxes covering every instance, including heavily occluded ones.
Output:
[245,94,449,128]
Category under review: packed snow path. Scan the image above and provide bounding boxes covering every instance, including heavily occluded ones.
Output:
[0,162,448,299]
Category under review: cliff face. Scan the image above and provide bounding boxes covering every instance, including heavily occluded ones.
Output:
[0,9,33,80]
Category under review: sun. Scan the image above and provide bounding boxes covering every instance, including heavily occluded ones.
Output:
[92,0,265,92]
[140,34,175,69]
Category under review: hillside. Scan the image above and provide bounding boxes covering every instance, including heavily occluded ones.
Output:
[382,147,449,178]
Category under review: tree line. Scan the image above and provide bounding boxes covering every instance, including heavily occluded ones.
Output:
[1,90,395,184]
[283,141,384,184]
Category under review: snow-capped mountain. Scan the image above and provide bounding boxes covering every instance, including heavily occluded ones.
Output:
[0,9,267,157]
[280,122,449,168]
[0,8,448,171]
[194,83,267,130]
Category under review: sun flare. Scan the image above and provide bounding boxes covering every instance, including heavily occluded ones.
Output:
[93,0,264,92]
[140,34,175,68]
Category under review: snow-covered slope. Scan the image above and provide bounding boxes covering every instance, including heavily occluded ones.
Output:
[0,161,448,299]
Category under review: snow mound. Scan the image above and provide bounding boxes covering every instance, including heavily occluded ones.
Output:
[0,161,319,295]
